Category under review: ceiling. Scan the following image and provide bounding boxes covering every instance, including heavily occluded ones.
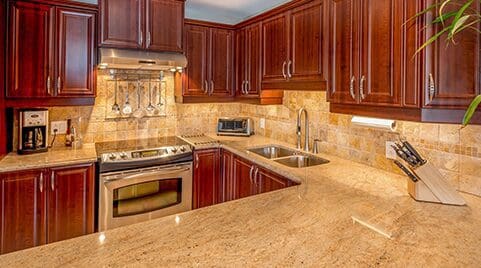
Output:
[185,0,292,25]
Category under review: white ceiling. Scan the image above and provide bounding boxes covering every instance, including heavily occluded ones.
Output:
[185,0,292,25]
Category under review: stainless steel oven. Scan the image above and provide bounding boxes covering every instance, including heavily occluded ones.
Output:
[99,163,192,231]
[96,137,194,231]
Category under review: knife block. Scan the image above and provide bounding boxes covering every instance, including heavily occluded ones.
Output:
[407,162,466,206]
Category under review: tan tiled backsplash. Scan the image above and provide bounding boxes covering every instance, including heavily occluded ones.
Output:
[16,72,481,197]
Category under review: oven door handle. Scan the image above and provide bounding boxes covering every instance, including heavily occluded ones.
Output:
[103,167,191,183]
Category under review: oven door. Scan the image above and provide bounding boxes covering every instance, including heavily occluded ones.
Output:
[99,162,192,231]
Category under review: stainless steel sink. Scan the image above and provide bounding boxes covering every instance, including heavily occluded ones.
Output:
[274,155,330,168]
[248,146,298,159]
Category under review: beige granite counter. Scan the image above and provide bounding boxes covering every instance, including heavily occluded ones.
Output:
[1,135,480,267]
[0,144,97,173]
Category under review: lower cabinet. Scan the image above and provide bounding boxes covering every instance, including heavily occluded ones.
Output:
[0,163,95,254]
[193,149,298,209]
[193,149,221,209]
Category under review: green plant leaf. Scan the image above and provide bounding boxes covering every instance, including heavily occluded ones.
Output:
[432,11,458,24]
[439,0,454,24]
[415,26,451,54]
[448,0,474,37]
[462,95,481,126]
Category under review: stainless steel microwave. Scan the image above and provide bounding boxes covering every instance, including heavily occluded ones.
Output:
[217,117,254,137]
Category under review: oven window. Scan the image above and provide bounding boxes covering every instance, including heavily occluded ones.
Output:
[113,178,182,217]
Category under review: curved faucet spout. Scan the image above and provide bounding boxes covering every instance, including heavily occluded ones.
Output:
[297,108,309,152]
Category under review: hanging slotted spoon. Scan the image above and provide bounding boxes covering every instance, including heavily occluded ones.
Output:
[146,79,156,113]
[112,80,120,114]
[133,81,144,119]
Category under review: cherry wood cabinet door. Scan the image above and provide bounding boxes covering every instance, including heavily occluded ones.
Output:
[47,164,95,244]
[184,24,209,96]
[232,156,256,199]
[0,170,47,254]
[358,0,402,106]
[193,149,220,209]
[220,149,234,202]
[328,0,358,104]
[6,1,54,98]
[423,0,481,109]
[236,28,248,96]
[262,13,289,83]
[257,167,291,194]
[289,0,324,82]
[145,0,183,52]
[56,8,96,96]
[100,0,143,49]
[245,23,262,96]
[209,28,234,97]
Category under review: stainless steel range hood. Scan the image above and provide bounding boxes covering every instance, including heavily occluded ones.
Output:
[98,48,187,70]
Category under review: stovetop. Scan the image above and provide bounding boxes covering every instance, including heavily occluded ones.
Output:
[96,137,193,173]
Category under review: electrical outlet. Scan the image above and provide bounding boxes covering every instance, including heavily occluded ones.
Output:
[51,121,68,135]
[385,141,397,160]
[259,118,266,129]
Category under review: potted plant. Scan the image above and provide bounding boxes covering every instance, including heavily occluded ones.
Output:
[419,0,481,126]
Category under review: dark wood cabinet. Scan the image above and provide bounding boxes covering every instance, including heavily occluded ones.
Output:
[329,0,403,106]
[6,0,97,102]
[0,163,95,255]
[99,0,142,49]
[0,169,46,254]
[232,155,257,199]
[257,167,296,194]
[193,149,221,209]
[261,0,326,90]
[146,0,184,52]
[237,23,261,97]
[99,0,184,52]
[182,22,234,99]
[220,149,234,202]
[6,1,54,98]
[56,7,96,96]
[422,0,481,109]
[47,164,95,243]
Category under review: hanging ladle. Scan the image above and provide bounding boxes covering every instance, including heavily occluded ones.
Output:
[133,80,144,119]
[146,79,156,113]
[112,79,120,114]
[122,82,133,115]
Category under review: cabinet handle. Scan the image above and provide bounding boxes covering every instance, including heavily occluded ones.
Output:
[51,172,55,191]
[246,80,250,94]
[287,60,292,79]
[195,154,199,169]
[147,31,151,47]
[249,165,255,184]
[204,80,209,94]
[241,81,246,94]
[47,76,51,95]
[253,167,259,185]
[57,77,61,92]
[349,76,356,100]
[39,173,44,193]
[360,75,366,100]
[140,31,143,45]
[429,73,435,101]
[210,81,214,95]
[282,61,287,79]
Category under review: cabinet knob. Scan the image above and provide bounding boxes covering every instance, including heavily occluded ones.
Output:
[429,73,435,102]
[47,76,51,95]
[287,60,292,79]
[349,76,356,100]
[282,61,287,79]
[51,172,55,191]
[204,80,209,94]
[39,173,44,193]
[360,75,366,100]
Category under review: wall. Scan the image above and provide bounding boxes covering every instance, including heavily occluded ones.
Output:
[19,72,481,197]
[240,91,481,197]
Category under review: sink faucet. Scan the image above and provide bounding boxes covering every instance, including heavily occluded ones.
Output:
[297,108,309,152]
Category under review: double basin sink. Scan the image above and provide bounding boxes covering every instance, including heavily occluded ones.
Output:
[247,146,329,168]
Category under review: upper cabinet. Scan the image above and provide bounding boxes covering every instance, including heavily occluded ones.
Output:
[6,0,97,102]
[99,0,184,52]
[422,0,481,109]
[180,22,234,100]
[328,0,481,123]
[7,1,55,98]
[261,0,326,91]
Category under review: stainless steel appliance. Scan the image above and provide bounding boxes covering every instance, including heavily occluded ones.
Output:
[180,134,220,149]
[96,137,193,231]
[217,117,253,136]
[18,109,49,154]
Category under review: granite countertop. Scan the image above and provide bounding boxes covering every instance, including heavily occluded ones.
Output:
[1,135,480,266]
[0,144,98,173]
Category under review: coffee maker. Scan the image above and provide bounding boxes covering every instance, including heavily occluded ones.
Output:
[18,109,49,154]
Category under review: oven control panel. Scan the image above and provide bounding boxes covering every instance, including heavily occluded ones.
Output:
[101,145,192,163]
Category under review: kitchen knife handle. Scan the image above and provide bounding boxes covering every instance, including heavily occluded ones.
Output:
[394,160,419,182]
[403,141,426,165]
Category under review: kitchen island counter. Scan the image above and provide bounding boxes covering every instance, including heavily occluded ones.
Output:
[1,135,480,267]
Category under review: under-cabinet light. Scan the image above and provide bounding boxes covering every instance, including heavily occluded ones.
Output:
[351,116,396,131]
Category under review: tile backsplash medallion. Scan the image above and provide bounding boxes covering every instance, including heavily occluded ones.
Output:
[21,71,481,197]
